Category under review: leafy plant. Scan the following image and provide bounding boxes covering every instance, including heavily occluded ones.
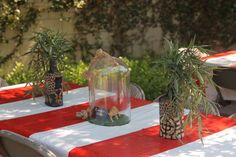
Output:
[2,56,167,100]
[4,61,31,85]
[62,60,88,85]
[24,29,73,96]
[121,56,167,100]
[155,39,218,140]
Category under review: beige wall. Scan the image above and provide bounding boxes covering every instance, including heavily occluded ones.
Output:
[0,0,163,71]
[0,1,75,71]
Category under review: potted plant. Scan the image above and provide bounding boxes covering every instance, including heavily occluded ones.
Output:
[25,29,73,107]
[155,40,218,140]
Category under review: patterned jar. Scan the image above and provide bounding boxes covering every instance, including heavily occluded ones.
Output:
[44,59,63,107]
[159,96,184,139]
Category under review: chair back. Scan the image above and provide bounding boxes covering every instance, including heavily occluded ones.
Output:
[0,78,8,87]
[229,113,236,119]
[0,130,56,157]
[213,68,236,90]
[130,83,145,100]
[213,68,236,107]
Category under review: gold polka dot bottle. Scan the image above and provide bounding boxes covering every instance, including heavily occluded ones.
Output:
[45,59,63,107]
[159,96,184,139]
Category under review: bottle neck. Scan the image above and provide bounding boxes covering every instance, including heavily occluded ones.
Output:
[49,59,58,73]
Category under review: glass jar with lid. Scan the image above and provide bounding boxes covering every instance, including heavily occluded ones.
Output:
[86,49,130,126]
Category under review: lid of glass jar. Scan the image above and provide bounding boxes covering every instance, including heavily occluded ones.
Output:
[86,49,129,78]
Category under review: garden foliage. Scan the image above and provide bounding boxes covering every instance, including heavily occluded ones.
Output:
[158,0,236,50]
[1,57,167,100]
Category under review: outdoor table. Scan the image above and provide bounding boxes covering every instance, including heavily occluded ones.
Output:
[1,83,236,157]
[202,50,236,67]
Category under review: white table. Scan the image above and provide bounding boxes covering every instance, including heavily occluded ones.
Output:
[1,84,236,157]
[203,50,236,103]
[202,50,236,67]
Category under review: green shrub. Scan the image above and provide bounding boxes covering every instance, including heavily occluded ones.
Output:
[62,61,88,85]
[121,56,167,100]
[2,57,167,100]
[4,62,31,85]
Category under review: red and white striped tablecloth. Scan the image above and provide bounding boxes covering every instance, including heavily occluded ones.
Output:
[1,84,236,157]
[202,50,236,67]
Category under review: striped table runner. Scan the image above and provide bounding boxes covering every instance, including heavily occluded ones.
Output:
[202,50,236,67]
[0,84,236,157]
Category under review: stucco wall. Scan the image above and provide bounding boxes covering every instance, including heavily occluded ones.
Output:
[0,0,163,71]
[0,4,74,71]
